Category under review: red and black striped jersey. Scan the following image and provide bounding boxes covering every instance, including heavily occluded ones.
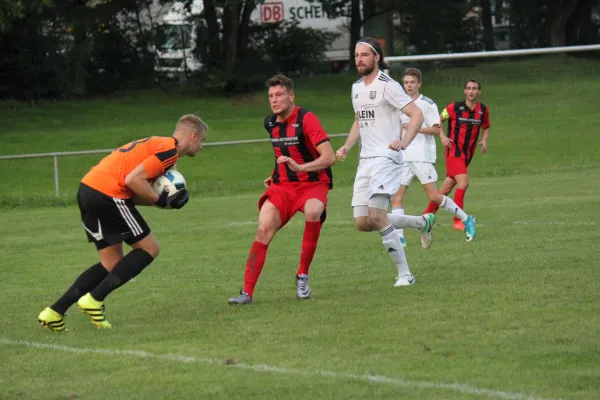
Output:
[442,101,490,165]
[264,106,333,188]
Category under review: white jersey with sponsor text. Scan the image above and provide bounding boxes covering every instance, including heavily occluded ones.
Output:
[352,70,413,164]
[401,94,440,163]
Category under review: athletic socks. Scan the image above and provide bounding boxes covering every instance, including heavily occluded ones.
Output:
[51,263,108,315]
[379,225,411,277]
[90,249,154,302]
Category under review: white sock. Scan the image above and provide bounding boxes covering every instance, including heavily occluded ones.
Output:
[391,207,405,239]
[387,213,426,230]
[379,225,411,276]
[440,196,468,222]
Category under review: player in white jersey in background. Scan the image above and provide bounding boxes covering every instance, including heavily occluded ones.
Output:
[391,68,476,246]
[336,37,436,287]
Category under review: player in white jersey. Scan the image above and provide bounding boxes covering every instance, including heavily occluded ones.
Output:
[391,68,476,246]
[335,37,436,287]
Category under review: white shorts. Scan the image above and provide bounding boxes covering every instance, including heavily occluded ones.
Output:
[352,157,402,208]
[400,161,438,186]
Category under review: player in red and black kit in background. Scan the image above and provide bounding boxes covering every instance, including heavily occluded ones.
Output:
[228,74,336,305]
[423,79,490,241]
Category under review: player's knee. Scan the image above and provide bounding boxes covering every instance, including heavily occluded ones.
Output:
[102,258,120,271]
[303,199,325,222]
[367,214,387,228]
[144,242,160,259]
[457,182,469,190]
[255,225,276,244]
[304,210,323,221]
[353,218,372,231]
[430,192,444,204]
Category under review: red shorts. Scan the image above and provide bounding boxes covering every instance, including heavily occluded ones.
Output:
[259,181,329,226]
[445,156,469,178]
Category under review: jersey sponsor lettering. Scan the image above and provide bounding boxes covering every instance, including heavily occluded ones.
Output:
[442,101,490,165]
[351,71,412,164]
[264,106,333,188]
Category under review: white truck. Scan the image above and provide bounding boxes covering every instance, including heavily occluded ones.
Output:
[155,0,351,75]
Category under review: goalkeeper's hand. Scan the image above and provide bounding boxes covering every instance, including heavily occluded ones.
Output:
[154,189,189,210]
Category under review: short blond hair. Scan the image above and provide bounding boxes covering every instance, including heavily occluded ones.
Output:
[177,114,208,133]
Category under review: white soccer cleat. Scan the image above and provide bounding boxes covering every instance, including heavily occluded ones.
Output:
[419,213,436,250]
[394,274,415,287]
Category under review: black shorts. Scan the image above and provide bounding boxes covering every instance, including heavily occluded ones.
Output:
[77,183,151,250]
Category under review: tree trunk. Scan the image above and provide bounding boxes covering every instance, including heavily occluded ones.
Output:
[548,0,580,46]
[223,0,241,73]
[348,0,361,70]
[69,0,88,98]
[203,0,221,68]
[565,0,595,45]
[384,10,394,56]
[480,0,495,50]
[237,0,256,62]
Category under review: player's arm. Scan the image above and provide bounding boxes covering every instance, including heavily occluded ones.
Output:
[418,103,441,135]
[383,81,423,150]
[438,105,453,147]
[440,107,450,122]
[479,128,489,153]
[125,148,186,208]
[280,141,335,172]
[418,125,441,135]
[336,114,360,160]
[479,108,490,153]
[132,194,156,206]
[125,163,160,205]
[438,123,451,148]
[278,112,336,172]
[398,102,424,149]
[264,169,274,187]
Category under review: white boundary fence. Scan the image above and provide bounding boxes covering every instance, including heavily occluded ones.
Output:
[386,44,600,62]
[2,45,599,196]
[0,134,350,196]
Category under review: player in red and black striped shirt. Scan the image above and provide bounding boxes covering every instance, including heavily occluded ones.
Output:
[424,79,490,239]
[228,74,336,305]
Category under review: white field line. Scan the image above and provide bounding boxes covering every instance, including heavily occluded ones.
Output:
[220,220,597,229]
[1,337,560,400]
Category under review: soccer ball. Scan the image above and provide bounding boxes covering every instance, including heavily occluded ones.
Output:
[151,170,186,197]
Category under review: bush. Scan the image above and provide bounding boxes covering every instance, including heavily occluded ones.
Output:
[184,21,341,95]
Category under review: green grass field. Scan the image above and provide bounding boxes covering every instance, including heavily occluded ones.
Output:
[1,56,600,399]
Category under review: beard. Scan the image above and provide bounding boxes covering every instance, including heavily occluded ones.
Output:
[358,63,375,76]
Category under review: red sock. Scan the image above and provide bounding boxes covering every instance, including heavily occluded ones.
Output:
[297,221,322,276]
[243,241,268,298]
[453,188,466,223]
[423,201,440,215]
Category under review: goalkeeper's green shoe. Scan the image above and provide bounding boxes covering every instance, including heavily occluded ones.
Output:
[77,293,112,329]
[38,307,66,332]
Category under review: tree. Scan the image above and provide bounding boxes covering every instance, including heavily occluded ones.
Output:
[311,0,396,69]
[0,0,159,100]
[395,0,478,55]
[546,0,581,46]
[480,0,495,50]
[0,0,53,32]
[565,0,600,46]
[507,0,599,48]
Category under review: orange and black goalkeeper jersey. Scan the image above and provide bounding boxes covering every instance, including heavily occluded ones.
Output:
[81,136,179,199]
